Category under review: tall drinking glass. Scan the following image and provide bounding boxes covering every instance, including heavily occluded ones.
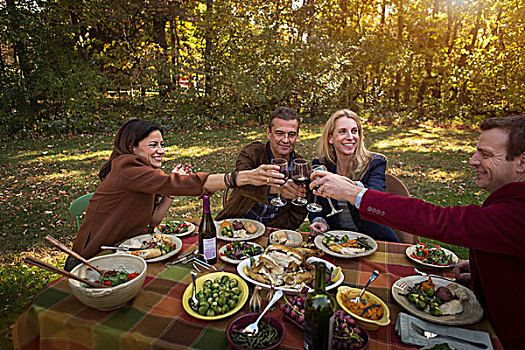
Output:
[311,165,342,216]
[291,158,310,206]
[270,158,288,207]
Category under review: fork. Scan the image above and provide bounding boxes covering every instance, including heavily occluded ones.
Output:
[351,270,380,303]
[241,290,283,335]
[410,322,488,348]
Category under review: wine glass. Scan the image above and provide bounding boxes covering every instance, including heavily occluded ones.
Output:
[311,165,342,217]
[291,158,310,206]
[270,158,288,207]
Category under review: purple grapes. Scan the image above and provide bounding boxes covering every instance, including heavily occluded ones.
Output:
[332,310,365,350]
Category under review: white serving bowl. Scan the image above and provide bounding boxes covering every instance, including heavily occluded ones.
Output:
[69,254,147,310]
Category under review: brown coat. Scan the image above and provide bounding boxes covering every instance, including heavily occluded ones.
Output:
[72,154,210,258]
[215,142,307,229]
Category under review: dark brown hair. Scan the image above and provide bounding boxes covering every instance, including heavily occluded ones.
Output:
[98,119,163,180]
[481,115,525,160]
[268,107,300,132]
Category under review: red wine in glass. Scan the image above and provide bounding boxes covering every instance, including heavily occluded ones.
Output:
[291,159,310,206]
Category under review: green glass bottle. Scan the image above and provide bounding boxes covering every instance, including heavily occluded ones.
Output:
[304,262,336,350]
[198,195,217,264]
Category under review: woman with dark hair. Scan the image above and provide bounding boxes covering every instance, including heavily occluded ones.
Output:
[309,110,399,242]
[65,119,284,271]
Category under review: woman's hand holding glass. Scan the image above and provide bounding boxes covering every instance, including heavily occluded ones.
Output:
[171,163,193,175]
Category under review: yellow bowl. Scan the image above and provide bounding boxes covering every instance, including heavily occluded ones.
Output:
[336,286,390,330]
[182,272,249,321]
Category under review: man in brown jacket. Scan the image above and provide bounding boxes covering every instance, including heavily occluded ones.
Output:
[216,107,308,229]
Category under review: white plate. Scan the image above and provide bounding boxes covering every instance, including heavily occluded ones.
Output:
[218,242,264,265]
[392,275,483,325]
[237,256,344,293]
[405,244,459,268]
[118,234,183,263]
[314,231,377,258]
[154,221,195,237]
[215,219,265,241]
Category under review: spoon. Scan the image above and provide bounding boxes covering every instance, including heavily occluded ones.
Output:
[189,270,199,311]
[242,289,283,335]
[351,270,380,303]
[45,235,115,277]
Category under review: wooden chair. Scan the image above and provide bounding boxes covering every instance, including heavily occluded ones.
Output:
[70,193,94,229]
[384,174,420,244]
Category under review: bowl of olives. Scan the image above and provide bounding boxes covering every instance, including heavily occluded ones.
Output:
[182,272,249,320]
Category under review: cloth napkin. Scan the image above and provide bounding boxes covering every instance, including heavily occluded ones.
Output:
[395,312,493,350]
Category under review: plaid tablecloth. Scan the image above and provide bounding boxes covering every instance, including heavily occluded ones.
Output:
[12,229,503,350]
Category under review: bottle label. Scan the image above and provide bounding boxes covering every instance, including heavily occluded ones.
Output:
[202,237,216,260]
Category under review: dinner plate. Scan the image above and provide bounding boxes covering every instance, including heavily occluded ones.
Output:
[117,234,182,263]
[237,256,344,293]
[405,244,459,268]
[391,275,483,325]
[182,272,249,321]
[218,242,264,265]
[215,219,265,241]
[314,231,377,258]
[154,221,195,237]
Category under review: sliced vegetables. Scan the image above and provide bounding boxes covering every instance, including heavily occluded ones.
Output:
[410,243,454,266]
[221,241,263,261]
[157,221,191,235]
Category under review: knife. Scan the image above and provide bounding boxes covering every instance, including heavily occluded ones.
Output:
[101,245,144,252]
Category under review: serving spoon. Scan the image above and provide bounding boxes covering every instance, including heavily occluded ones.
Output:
[351,270,380,303]
[189,270,199,311]
[45,235,115,277]
[242,290,283,335]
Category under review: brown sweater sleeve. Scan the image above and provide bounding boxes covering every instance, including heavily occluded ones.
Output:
[117,155,211,197]
[234,143,271,204]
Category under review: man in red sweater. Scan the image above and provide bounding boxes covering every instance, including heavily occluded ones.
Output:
[310,115,525,349]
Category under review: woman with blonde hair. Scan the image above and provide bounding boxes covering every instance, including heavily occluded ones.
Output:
[309,110,399,242]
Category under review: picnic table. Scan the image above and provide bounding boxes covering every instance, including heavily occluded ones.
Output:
[12,228,503,349]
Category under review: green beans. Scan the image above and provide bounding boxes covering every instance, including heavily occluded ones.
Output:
[231,320,280,349]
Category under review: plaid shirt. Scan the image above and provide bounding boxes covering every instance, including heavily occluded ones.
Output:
[243,150,296,225]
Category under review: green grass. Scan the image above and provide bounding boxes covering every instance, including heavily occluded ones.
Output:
[0,123,483,349]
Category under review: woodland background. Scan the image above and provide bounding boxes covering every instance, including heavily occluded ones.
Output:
[2,0,524,136]
[1,0,523,348]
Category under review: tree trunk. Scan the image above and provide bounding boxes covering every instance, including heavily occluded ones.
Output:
[204,0,213,100]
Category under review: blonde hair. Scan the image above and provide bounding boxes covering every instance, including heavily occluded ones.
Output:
[317,109,376,180]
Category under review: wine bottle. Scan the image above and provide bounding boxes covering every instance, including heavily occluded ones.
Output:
[304,262,336,350]
[198,195,217,264]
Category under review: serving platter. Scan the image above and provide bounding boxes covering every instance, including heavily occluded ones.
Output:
[154,221,195,237]
[215,218,265,241]
[406,244,459,268]
[118,234,182,263]
[392,275,483,325]
[218,242,264,265]
[314,231,377,259]
[182,272,249,321]
[237,256,344,293]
